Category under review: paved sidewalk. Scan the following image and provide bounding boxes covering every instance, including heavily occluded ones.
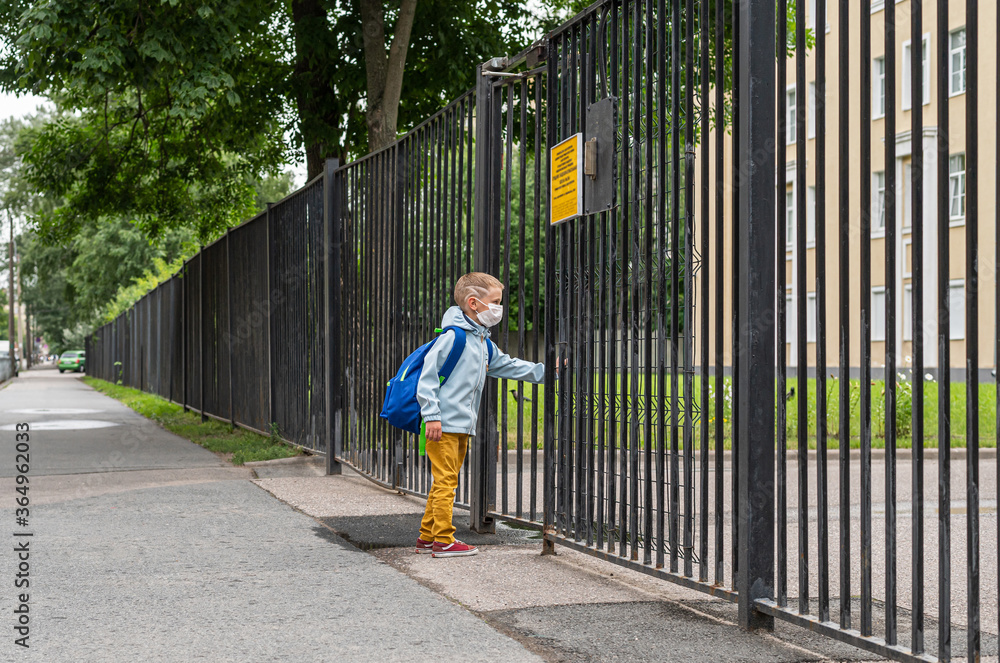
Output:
[255,459,888,663]
[0,368,540,662]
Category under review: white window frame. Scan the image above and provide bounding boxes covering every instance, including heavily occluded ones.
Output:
[949,153,966,226]
[902,162,913,233]
[808,0,830,32]
[806,185,816,247]
[903,284,913,341]
[872,287,887,342]
[949,28,966,97]
[873,57,886,119]
[786,294,795,344]
[902,35,931,110]
[902,237,913,278]
[786,86,797,145]
[808,82,817,139]
[949,279,965,340]
[806,292,817,343]
[786,187,795,250]
[873,170,886,236]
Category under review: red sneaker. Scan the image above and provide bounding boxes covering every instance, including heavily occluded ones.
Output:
[431,540,479,558]
[415,538,434,554]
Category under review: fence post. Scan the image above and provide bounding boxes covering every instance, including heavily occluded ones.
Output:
[266,203,275,433]
[392,141,407,488]
[182,260,187,410]
[324,157,343,476]
[227,227,235,428]
[736,0,776,631]
[199,248,206,422]
[470,60,501,534]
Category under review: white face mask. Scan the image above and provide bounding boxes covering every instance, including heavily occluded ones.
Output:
[473,298,504,327]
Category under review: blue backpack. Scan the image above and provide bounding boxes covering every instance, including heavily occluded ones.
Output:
[380,326,493,435]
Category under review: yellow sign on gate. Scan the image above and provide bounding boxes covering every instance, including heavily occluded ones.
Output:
[550,133,583,225]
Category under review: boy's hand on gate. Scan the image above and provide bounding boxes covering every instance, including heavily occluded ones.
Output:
[426,421,442,441]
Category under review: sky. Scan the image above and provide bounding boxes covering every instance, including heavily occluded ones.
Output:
[1,90,49,122]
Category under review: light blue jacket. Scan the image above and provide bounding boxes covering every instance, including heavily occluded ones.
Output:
[416,306,544,436]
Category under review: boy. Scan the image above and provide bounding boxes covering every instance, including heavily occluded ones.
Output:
[415,272,545,558]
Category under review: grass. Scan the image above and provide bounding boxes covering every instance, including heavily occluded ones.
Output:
[496,372,999,450]
[83,377,301,465]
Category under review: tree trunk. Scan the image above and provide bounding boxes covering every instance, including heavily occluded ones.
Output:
[291,0,343,180]
[360,0,418,153]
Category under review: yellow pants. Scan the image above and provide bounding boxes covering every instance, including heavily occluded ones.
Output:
[419,432,469,544]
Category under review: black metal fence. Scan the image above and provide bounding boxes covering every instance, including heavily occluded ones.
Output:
[87,177,328,451]
[87,0,998,660]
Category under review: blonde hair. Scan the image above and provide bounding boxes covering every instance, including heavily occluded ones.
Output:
[454,272,504,311]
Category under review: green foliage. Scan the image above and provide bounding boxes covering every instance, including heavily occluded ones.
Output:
[83,376,301,464]
[99,254,190,324]
[1,0,290,241]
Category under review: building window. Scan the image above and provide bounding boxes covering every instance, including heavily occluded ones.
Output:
[807,185,816,246]
[786,294,794,344]
[874,57,886,118]
[903,35,931,110]
[873,171,886,234]
[786,88,796,145]
[806,293,817,343]
[949,280,965,340]
[872,287,886,341]
[949,154,966,224]
[808,0,829,31]
[808,83,817,139]
[786,188,795,249]
[950,29,966,96]
[903,162,912,231]
[903,284,913,341]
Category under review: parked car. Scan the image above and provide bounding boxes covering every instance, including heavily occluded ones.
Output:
[58,351,86,373]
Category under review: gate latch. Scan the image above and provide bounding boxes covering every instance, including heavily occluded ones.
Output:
[583,96,617,214]
[584,138,598,180]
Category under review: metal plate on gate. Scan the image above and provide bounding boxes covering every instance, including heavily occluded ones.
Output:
[584,96,617,214]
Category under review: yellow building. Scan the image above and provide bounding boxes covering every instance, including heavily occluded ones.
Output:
[700,0,996,377]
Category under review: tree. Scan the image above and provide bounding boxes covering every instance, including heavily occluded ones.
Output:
[1,0,542,233]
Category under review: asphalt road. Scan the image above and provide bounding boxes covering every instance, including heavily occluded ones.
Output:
[0,367,540,662]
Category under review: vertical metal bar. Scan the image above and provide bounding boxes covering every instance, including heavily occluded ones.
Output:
[629,0,641,563]
[619,1,630,559]
[503,83,513,516]
[736,0,776,630]
[517,77,528,521]
[965,0,981,659]
[713,0,725,587]
[669,0,681,574]
[543,37,558,556]
[815,0,830,627]
[776,0,788,611]
[643,0,654,567]
[883,0,897,644]
[532,75,542,525]
[325,158,343,475]
[795,0,811,618]
[199,248,206,423]
[935,0,951,656]
[656,0,668,571]
[730,0,740,589]
[859,0,873,636]
[473,63,497,533]
[698,0,710,584]
[607,2,619,554]
[910,0,925,653]
[585,16,597,548]
[682,0,696,580]
[227,228,234,428]
[837,0,852,632]
[266,204,274,432]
